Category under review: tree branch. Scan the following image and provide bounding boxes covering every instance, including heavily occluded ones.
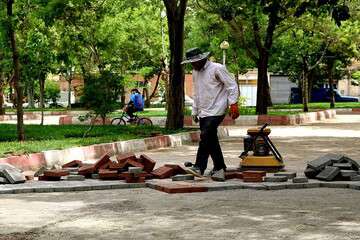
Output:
[228,19,258,62]
[309,42,331,71]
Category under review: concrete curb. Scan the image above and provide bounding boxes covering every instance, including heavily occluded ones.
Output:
[0,180,146,194]
[0,128,229,171]
[58,109,337,126]
[0,111,89,122]
[336,108,360,115]
[1,178,360,195]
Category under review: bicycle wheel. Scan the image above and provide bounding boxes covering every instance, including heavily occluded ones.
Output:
[137,117,153,126]
[111,117,126,126]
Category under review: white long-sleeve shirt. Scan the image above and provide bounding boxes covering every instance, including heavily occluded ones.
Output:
[192,60,240,118]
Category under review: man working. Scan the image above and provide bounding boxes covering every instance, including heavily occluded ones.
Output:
[182,48,240,181]
[124,88,144,121]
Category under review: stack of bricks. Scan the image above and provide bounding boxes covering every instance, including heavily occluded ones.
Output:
[151,163,187,179]
[38,169,69,181]
[242,171,266,182]
[304,154,360,181]
[121,167,147,183]
[36,152,243,183]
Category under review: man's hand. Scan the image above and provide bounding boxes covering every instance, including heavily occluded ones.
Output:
[192,115,199,123]
[229,103,240,119]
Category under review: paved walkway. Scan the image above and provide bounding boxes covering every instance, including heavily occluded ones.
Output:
[135,115,360,173]
[1,115,360,240]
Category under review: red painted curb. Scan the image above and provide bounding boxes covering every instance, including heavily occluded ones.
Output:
[0,153,46,171]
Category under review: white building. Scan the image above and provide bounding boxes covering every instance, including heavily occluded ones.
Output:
[238,69,295,106]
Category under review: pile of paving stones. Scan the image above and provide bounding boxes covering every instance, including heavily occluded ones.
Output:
[236,170,308,184]
[304,153,360,181]
[0,163,26,184]
[37,153,198,183]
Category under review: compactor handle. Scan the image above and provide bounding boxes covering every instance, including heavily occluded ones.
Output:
[259,123,269,133]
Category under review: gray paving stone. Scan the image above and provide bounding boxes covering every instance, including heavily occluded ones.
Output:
[239,183,267,190]
[71,185,93,191]
[293,177,309,183]
[264,176,288,182]
[207,185,244,191]
[274,172,297,179]
[0,163,22,173]
[304,182,321,188]
[263,183,287,190]
[0,177,9,184]
[332,163,353,169]
[341,156,360,171]
[340,170,358,178]
[286,183,306,189]
[316,166,340,181]
[304,167,318,179]
[1,169,26,184]
[350,175,360,181]
[172,174,195,181]
[34,187,55,193]
[65,175,85,181]
[53,186,78,192]
[349,183,360,190]
[91,185,112,190]
[320,182,350,188]
[13,188,35,194]
[0,189,15,194]
[308,154,343,171]
[128,167,143,174]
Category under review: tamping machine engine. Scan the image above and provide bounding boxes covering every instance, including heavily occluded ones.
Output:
[239,123,284,171]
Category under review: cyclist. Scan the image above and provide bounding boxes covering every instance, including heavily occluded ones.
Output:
[124,88,144,122]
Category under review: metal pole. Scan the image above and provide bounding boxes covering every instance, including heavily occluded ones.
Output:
[223,49,226,66]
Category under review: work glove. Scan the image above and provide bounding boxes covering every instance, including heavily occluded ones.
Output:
[192,115,199,123]
[229,103,240,120]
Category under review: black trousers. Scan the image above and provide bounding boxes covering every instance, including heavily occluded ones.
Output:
[126,104,137,118]
[195,115,226,174]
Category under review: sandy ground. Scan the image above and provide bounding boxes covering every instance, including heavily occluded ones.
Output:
[1,115,360,240]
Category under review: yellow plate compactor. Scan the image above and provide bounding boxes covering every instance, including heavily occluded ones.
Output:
[239,123,284,171]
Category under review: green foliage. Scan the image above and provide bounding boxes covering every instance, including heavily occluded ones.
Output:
[353,71,360,80]
[44,80,60,104]
[270,1,360,86]
[81,70,123,120]
[185,8,254,73]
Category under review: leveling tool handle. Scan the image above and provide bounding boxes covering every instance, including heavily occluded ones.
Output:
[260,123,283,163]
[259,123,269,133]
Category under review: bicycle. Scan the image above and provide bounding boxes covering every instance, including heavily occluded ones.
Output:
[111,111,153,126]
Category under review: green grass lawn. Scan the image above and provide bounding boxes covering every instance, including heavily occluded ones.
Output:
[0,124,189,157]
[270,102,360,110]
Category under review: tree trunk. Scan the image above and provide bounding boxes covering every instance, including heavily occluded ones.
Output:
[27,81,35,108]
[328,61,335,109]
[164,0,187,130]
[143,87,150,108]
[120,85,125,108]
[7,0,24,141]
[39,75,45,125]
[256,54,272,114]
[67,77,72,110]
[0,82,4,115]
[302,70,309,112]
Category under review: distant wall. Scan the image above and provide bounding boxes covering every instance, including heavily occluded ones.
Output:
[270,75,297,104]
